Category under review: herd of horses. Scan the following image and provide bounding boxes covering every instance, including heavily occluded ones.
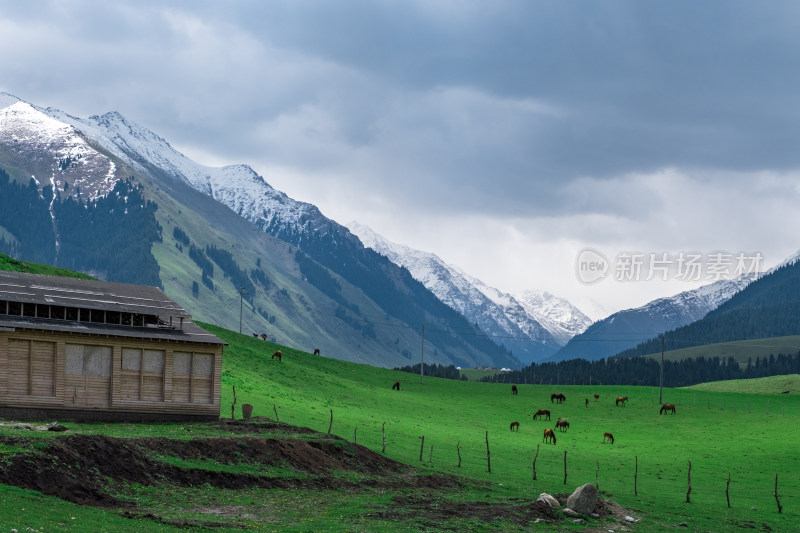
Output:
[512,387,678,446]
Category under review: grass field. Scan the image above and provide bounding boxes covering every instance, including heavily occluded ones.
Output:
[2,324,800,531]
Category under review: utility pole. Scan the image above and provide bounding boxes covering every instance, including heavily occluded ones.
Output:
[420,325,425,384]
[659,334,665,404]
[238,287,247,334]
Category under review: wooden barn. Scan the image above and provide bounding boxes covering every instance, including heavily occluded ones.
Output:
[0,270,225,421]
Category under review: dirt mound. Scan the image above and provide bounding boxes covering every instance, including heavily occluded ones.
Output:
[0,429,460,509]
[0,422,638,530]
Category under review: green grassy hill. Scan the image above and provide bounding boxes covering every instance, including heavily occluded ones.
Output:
[685,373,800,394]
[1,260,800,530]
[641,335,800,366]
[0,252,93,278]
[208,324,800,532]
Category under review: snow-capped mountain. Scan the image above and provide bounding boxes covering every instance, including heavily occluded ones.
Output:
[0,100,123,200]
[0,92,520,370]
[348,221,592,364]
[548,276,752,362]
[515,289,595,342]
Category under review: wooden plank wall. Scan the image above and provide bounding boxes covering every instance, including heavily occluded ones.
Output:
[0,330,222,417]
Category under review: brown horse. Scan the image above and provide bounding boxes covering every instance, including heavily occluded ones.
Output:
[603,432,615,444]
[551,393,566,404]
[543,428,557,445]
[533,409,551,421]
[313,348,321,355]
[511,385,518,395]
[261,334,268,340]
[615,396,628,406]
[272,350,282,362]
[510,421,520,432]
[392,381,400,391]
[555,419,570,432]
[594,394,600,400]
[660,403,676,414]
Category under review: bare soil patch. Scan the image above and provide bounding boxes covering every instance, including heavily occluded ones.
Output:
[0,419,638,530]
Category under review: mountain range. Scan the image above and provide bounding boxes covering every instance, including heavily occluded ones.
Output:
[347,221,591,364]
[5,91,797,371]
[0,93,518,369]
[615,252,800,359]
[547,277,752,361]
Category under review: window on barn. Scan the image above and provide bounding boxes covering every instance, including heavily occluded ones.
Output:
[121,348,165,402]
[173,351,215,404]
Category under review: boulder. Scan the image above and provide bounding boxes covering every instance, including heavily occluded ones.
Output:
[566,483,598,514]
[536,493,560,508]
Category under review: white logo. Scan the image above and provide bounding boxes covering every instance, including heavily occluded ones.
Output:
[576,248,609,284]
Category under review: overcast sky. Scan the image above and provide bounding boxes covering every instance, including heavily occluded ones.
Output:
[3,0,800,318]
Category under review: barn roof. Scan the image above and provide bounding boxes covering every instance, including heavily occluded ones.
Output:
[0,270,190,317]
[0,271,225,345]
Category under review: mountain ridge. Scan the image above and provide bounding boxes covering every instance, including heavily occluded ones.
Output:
[0,92,519,369]
[347,221,592,364]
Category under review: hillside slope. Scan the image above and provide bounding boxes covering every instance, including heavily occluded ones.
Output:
[617,258,800,359]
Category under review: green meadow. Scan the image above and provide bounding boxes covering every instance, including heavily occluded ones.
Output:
[1,323,800,531]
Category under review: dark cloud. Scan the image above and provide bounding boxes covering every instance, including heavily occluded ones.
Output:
[3,1,800,310]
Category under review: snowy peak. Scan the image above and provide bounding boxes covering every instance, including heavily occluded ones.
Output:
[347,221,591,364]
[516,288,593,341]
[0,99,120,200]
[16,98,325,233]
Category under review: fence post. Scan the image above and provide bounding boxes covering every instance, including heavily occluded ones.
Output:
[457,440,462,468]
[686,460,692,503]
[596,460,599,490]
[486,431,491,473]
[532,444,539,481]
[419,436,425,461]
[775,473,783,513]
[634,456,638,496]
[382,422,386,454]
[563,450,567,485]
[328,409,333,435]
[726,472,731,508]
[273,403,279,422]
[231,385,237,420]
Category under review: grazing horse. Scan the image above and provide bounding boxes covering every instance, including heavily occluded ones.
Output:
[313,348,321,355]
[271,350,282,362]
[252,333,258,337]
[555,419,570,432]
[594,394,600,401]
[603,432,615,444]
[543,428,557,445]
[533,409,551,421]
[660,403,676,415]
[261,334,268,341]
[392,381,400,391]
[510,421,520,432]
[615,396,628,407]
[551,393,566,404]
[511,385,518,395]
[585,398,589,407]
